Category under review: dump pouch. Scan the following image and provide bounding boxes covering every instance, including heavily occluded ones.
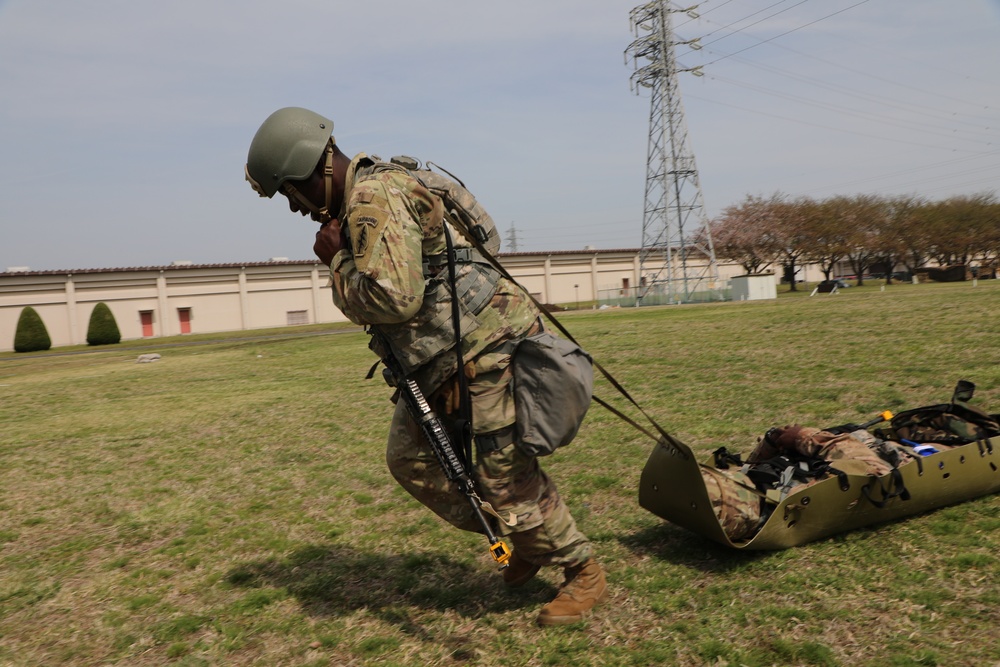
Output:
[511,330,594,456]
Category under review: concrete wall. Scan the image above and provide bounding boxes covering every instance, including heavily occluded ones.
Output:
[0,262,342,351]
[1,251,825,352]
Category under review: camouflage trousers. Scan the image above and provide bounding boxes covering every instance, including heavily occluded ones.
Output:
[385,365,591,568]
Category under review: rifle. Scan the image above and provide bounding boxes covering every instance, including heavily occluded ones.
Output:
[823,410,894,435]
[375,332,514,570]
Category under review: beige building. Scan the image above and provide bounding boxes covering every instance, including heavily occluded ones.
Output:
[1,250,821,352]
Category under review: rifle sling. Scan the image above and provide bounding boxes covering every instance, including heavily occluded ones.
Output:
[443,223,474,469]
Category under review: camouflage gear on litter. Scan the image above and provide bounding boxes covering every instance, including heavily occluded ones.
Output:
[874,380,1000,446]
[700,466,762,542]
[331,152,591,568]
[732,424,914,526]
[877,407,1000,446]
[778,426,895,477]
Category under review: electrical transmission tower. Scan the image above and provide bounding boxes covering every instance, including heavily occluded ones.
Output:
[626,1,721,305]
[505,223,520,253]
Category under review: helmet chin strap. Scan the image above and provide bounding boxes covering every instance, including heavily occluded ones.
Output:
[320,140,335,222]
[281,140,336,224]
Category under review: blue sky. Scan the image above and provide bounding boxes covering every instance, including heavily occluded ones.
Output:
[1,0,998,271]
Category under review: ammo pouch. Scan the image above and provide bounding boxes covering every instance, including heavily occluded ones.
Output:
[511,330,594,456]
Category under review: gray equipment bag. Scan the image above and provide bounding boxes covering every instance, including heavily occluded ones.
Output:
[512,330,594,456]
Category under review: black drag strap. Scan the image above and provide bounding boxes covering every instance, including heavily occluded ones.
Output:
[443,223,474,470]
[442,208,688,460]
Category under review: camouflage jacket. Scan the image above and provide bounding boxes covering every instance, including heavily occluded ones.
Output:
[330,153,539,393]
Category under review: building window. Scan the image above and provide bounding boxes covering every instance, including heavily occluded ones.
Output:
[286,310,309,326]
[139,311,154,337]
[177,308,192,334]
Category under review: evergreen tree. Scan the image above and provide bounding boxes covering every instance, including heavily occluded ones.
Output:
[13,306,52,353]
[86,302,121,345]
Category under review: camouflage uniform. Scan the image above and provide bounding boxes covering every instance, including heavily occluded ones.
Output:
[330,153,591,568]
[700,466,762,543]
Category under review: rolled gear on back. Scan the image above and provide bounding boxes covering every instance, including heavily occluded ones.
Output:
[639,380,1000,549]
[388,155,502,256]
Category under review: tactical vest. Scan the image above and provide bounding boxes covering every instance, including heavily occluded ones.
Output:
[353,156,503,374]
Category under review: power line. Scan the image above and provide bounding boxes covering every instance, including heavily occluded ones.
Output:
[686,23,998,115]
[806,25,1000,101]
[697,0,813,49]
[685,91,995,154]
[707,72,999,146]
[701,0,872,67]
[674,0,739,29]
[700,51,999,134]
[655,1,999,208]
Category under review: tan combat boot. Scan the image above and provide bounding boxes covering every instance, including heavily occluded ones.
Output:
[503,551,541,588]
[536,558,608,626]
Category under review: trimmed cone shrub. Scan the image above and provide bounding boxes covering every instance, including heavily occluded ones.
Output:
[87,302,121,346]
[13,306,52,353]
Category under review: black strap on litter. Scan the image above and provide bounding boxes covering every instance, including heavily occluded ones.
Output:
[860,468,911,508]
[740,455,852,494]
[712,447,744,470]
[826,464,852,492]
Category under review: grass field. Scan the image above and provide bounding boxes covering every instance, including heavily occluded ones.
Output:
[1,280,999,666]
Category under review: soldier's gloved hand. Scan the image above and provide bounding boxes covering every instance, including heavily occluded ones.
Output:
[441,361,477,414]
[313,219,346,266]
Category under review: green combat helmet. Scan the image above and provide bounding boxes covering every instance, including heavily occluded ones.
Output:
[245,107,337,222]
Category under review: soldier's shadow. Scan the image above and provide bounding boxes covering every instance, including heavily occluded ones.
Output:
[224,543,556,625]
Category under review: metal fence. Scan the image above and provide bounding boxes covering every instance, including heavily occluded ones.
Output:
[597,284,731,307]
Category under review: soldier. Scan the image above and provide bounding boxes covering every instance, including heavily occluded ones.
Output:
[245,107,607,626]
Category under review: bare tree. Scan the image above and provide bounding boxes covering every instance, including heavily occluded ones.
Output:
[771,196,811,291]
[801,197,848,281]
[977,198,1000,273]
[841,194,884,287]
[709,194,782,275]
[715,190,999,286]
[927,193,999,269]
[872,195,924,285]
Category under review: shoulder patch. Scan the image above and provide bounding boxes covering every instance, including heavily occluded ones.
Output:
[347,184,392,273]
